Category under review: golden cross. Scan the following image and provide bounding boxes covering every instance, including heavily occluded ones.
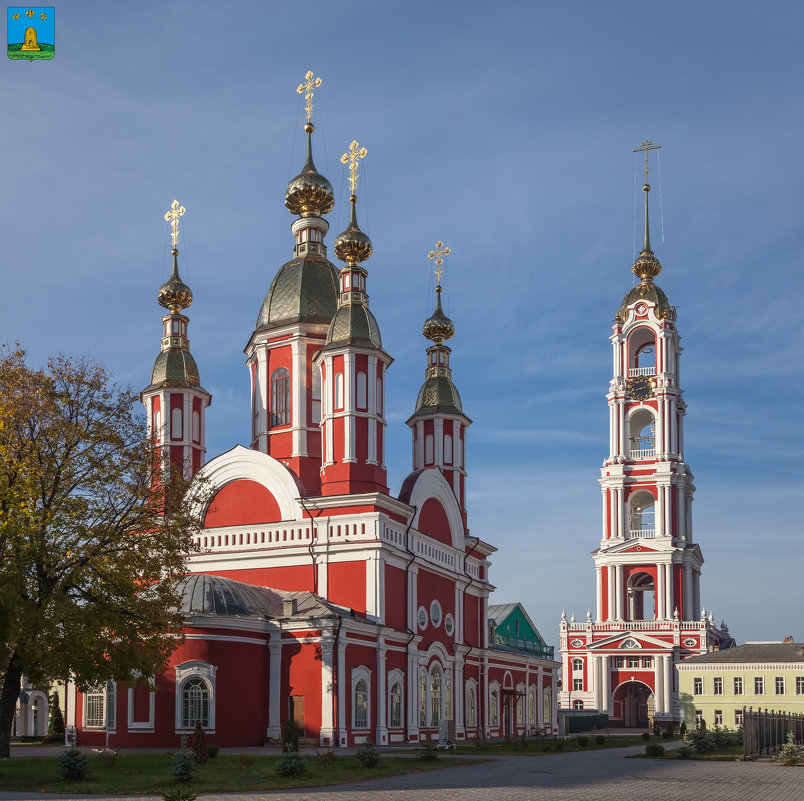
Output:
[633,139,661,182]
[164,199,186,250]
[341,140,367,195]
[428,241,451,288]
[296,70,322,124]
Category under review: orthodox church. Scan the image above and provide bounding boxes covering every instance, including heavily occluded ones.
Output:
[69,76,559,748]
[558,142,733,727]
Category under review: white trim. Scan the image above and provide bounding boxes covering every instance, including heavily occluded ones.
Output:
[407,470,465,550]
[175,661,217,732]
[183,633,268,645]
[126,677,155,732]
[387,668,405,729]
[351,665,372,731]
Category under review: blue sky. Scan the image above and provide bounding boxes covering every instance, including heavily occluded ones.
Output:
[2,1,802,643]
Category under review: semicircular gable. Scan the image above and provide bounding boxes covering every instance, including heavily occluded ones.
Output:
[401,469,464,550]
[190,445,303,523]
[418,498,451,547]
[204,479,281,528]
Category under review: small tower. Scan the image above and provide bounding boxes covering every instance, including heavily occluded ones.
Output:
[141,200,211,480]
[406,242,471,520]
[316,141,392,496]
[244,71,339,493]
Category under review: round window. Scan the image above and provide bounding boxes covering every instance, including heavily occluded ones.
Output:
[417,606,428,630]
[444,613,455,636]
[430,601,442,627]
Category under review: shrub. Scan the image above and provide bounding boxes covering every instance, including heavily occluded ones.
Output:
[555,740,564,750]
[686,729,716,754]
[677,745,694,759]
[276,750,307,776]
[317,748,336,768]
[418,741,438,761]
[641,732,650,741]
[238,754,256,768]
[679,720,687,737]
[595,735,606,745]
[58,747,90,780]
[665,721,675,737]
[576,736,589,747]
[653,721,660,736]
[170,738,196,783]
[160,785,200,801]
[47,693,65,740]
[356,740,380,767]
[645,743,665,757]
[207,745,219,759]
[191,721,208,764]
[661,730,670,739]
[774,731,804,767]
[98,749,119,768]
[282,716,300,753]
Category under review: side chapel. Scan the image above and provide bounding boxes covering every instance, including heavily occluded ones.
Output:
[68,74,560,748]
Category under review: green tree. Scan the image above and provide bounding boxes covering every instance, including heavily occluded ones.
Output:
[47,691,65,738]
[0,350,204,757]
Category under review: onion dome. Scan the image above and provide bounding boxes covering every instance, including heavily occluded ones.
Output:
[285,123,334,218]
[149,347,201,388]
[326,303,383,348]
[422,288,454,345]
[157,250,193,313]
[334,194,372,265]
[412,372,464,418]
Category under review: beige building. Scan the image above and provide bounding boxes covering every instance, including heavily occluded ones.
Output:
[677,642,804,729]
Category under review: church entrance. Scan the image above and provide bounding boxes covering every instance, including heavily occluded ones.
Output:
[611,682,651,728]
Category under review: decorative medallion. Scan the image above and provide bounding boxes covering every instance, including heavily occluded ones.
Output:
[570,639,584,648]
[683,638,697,648]
[635,302,648,315]
[444,614,455,637]
[429,600,442,628]
[626,375,655,401]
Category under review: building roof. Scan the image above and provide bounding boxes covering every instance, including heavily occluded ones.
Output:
[488,602,545,644]
[680,642,804,665]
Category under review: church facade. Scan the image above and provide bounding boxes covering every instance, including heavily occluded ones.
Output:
[558,143,733,727]
[68,79,559,749]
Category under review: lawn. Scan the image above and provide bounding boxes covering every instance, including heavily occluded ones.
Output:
[453,734,666,756]
[0,751,483,794]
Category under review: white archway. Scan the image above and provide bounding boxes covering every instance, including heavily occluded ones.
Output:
[402,469,465,550]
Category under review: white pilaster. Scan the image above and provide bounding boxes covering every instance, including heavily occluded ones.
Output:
[656,563,665,620]
[267,635,282,738]
[595,567,603,621]
[615,564,624,620]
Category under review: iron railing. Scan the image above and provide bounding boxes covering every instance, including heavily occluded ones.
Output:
[742,706,804,758]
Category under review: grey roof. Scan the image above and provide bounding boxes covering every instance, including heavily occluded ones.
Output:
[255,255,339,330]
[161,574,345,621]
[408,375,466,420]
[681,643,804,665]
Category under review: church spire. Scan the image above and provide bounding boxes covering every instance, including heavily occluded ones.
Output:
[630,139,663,284]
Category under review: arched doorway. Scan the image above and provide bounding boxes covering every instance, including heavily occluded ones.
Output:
[612,681,652,728]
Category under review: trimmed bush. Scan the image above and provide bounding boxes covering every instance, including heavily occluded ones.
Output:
[98,749,119,768]
[58,747,89,780]
[356,740,380,767]
[276,749,307,777]
[207,745,219,759]
[677,745,694,759]
[576,736,589,747]
[653,721,660,736]
[679,720,687,737]
[595,734,605,745]
[645,743,665,757]
[418,741,438,761]
[191,721,208,764]
[46,693,65,741]
[641,732,650,741]
[170,739,196,783]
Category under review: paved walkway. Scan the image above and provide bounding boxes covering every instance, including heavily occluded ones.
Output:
[2,744,803,801]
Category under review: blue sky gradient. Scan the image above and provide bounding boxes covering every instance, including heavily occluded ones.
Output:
[2,1,802,643]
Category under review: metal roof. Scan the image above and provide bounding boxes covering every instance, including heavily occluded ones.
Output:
[680,643,804,665]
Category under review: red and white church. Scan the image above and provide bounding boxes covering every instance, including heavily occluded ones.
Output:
[69,87,559,748]
[558,144,733,727]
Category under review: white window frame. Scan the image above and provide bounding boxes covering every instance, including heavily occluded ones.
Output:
[754,676,764,695]
[387,668,404,730]
[430,600,442,628]
[528,685,537,726]
[572,659,583,672]
[429,663,443,726]
[351,666,371,731]
[734,676,744,695]
[714,709,723,726]
[83,685,106,729]
[693,677,703,695]
[796,676,804,695]
[489,681,500,727]
[465,679,477,729]
[713,677,723,695]
[543,688,552,725]
[126,676,155,732]
[775,676,785,695]
[175,661,216,733]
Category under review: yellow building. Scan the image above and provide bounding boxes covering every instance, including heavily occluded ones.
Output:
[677,642,804,729]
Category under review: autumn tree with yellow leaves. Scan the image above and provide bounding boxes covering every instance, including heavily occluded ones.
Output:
[0,349,204,756]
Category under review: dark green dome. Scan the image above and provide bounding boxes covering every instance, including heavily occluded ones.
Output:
[148,348,201,389]
[410,375,464,419]
[323,303,382,350]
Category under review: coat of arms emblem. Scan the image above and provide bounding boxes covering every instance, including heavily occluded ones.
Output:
[8,7,54,61]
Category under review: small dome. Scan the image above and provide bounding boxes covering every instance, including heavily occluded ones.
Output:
[334,195,372,266]
[410,375,465,419]
[285,125,334,218]
[149,348,201,388]
[617,280,672,322]
[158,251,193,313]
[255,255,339,330]
[324,303,382,349]
[169,574,285,618]
[423,291,454,345]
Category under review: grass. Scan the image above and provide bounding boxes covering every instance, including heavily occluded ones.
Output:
[7,43,55,60]
[0,751,484,794]
[630,744,743,760]
[453,734,664,756]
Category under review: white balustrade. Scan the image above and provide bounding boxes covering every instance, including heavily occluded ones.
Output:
[628,528,656,538]
[629,448,655,460]
[628,367,656,377]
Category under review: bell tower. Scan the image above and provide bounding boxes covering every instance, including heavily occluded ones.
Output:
[559,142,731,725]
[141,200,211,480]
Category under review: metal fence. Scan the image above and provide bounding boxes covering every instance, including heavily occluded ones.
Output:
[743,707,804,758]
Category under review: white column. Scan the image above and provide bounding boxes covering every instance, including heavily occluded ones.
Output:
[455,658,465,737]
[593,656,601,710]
[665,563,674,618]
[656,487,665,538]
[663,655,672,715]
[601,490,608,539]
[267,636,282,738]
[610,489,618,539]
[693,571,701,619]
[434,418,443,467]
[670,398,678,454]
[618,489,627,539]
[337,637,347,746]
[607,566,615,621]
[615,565,624,620]
[345,353,355,462]
[654,654,664,715]
[619,403,627,457]
[406,648,418,741]
[609,403,616,458]
[595,567,603,621]
[376,639,388,745]
[676,486,686,540]
[537,666,544,725]
[291,337,303,456]
[600,655,610,713]
[683,565,692,621]
[656,564,665,620]
[320,634,335,745]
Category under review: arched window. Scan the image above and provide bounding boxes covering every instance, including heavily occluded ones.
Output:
[628,327,657,375]
[516,695,523,725]
[628,409,655,459]
[353,680,368,729]
[490,689,499,726]
[466,687,476,728]
[334,373,344,410]
[311,365,322,423]
[445,672,452,720]
[430,664,442,725]
[543,690,551,724]
[572,658,584,672]
[192,410,200,443]
[528,691,536,725]
[85,686,105,728]
[389,682,402,728]
[171,407,182,440]
[376,375,383,415]
[627,572,656,621]
[444,433,453,464]
[270,367,290,426]
[628,490,656,538]
[181,678,209,728]
[419,673,427,727]
[356,371,367,410]
[153,408,161,437]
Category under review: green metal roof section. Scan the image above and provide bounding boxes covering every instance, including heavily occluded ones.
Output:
[489,602,554,660]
